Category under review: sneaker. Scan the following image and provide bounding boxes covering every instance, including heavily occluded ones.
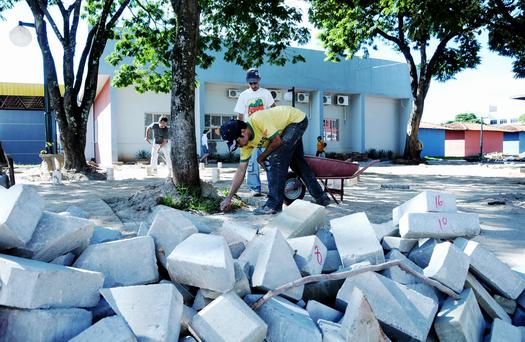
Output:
[250,189,264,197]
[311,195,331,207]
[253,205,278,215]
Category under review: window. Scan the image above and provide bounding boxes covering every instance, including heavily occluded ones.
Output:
[490,119,498,125]
[205,114,237,140]
[499,119,507,124]
[511,118,518,123]
[323,119,339,141]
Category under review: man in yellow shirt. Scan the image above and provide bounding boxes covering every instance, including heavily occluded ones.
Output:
[219,106,330,215]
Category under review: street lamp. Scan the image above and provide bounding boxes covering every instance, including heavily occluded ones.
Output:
[9,21,55,154]
[479,115,488,162]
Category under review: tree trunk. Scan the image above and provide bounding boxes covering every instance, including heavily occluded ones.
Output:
[170,0,201,193]
[56,106,88,171]
[403,95,424,160]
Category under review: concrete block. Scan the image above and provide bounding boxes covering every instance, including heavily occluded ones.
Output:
[0,307,92,342]
[69,315,137,342]
[393,190,457,225]
[136,222,149,237]
[233,260,251,298]
[0,184,45,249]
[306,300,343,325]
[303,278,346,304]
[434,288,485,342]
[317,320,348,342]
[179,337,197,342]
[408,238,438,268]
[191,292,267,342]
[265,199,326,238]
[91,226,122,244]
[336,271,438,341]
[13,211,94,262]
[238,233,267,278]
[74,236,159,288]
[147,207,198,267]
[382,236,418,253]
[88,297,116,323]
[0,253,104,309]
[192,289,214,311]
[339,287,389,341]
[180,305,196,335]
[252,228,304,301]
[330,212,384,267]
[382,249,424,285]
[513,306,525,326]
[464,272,511,323]
[288,235,327,276]
[65,205,90,219]
[322,250,341,273]
[406,283,440,305]
[494,294,517,315]
[455,237,525,299]
[371,220,398,240]
[316,228,337,250]
[400,212,480,239]
[167,233,235,292]
[50,252,75,266]
[245,294,322,342]
[215,220,257,258]
[101,283,183,342]
[488,318,522,342]
[423,241,470,293]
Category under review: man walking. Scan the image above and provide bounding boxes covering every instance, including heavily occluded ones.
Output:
[219,106,330,215]
[145,116,172,176]
[234,68,275,196]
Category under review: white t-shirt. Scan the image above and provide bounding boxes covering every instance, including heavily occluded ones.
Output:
[201,133,208,147]
[234,87,275,118]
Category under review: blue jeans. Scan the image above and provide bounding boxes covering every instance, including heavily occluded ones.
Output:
[264,117,325,211]
[247,148,272,193]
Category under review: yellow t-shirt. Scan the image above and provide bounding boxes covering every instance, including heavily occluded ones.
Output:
[239,106,306,162]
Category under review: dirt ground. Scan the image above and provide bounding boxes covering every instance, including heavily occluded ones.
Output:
[14,160,525,269]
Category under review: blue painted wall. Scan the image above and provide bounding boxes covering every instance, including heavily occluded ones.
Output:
[503,132,520,155]
[419,128,445,157]
[521,132,525,153]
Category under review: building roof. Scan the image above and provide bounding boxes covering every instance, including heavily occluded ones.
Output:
[498,124,525,132]
[420,122,445,129]
[442,122,508,132]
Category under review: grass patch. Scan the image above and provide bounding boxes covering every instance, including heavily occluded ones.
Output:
[160,185,245,214]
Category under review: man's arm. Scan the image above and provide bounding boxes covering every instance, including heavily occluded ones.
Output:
[145,126,151,142]
[220,162,249,211]
[257,135,282,168]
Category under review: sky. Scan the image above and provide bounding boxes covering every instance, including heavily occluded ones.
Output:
[1,1,524,124]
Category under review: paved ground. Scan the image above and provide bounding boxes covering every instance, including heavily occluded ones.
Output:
[14,160,525,268]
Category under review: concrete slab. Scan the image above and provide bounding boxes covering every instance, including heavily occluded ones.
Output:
[288,235,327,276]
[0,253,104,309]
[455,237,525,299]
[408,238,438,268]
[74,236,159,287]
[513,306,525,326]
[100,283,183,342]
[393,190,457,225]
[245,294,322,342]
[381,236,418,253]
[180,305,196,335]
[400,212,480,239]
[494,295,517,315]
[371,220,398,240]
[434,288,485,342]
[252,228,304,301]
[65,205,90,219]
[238,233,267,279]
[214,220,257,258]
[232,260,251,298]
[464,272,511,323]
[0,307,92,342]
[382,249,424,285]
[191,292,267,342]
[265,199,326,238]
[91,226,122,244]
[339,287,388,341]
[147,207,198,268]
[322,250,341,273]
[69,315,136,342]
[167,233,235,293]
[12,211,94,262]
[315,228,337,250]
[317,320,348,342]
[50,252,75,266]
[488,318,522,342]
[0,184,45,249]
[306,300,343,325]
[330,212,384,267]
[423,241,470,293]
[336,271,438,341]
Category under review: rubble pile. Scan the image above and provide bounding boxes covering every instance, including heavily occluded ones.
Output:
[1,184,525,341]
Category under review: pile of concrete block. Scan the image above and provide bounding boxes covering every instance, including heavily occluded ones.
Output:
[1,186,525,341]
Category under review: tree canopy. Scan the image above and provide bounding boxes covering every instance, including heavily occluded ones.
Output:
[519,113,525,123]
[445,113,482,124]
[309,0,485,160]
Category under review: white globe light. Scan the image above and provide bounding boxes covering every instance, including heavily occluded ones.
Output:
[283,91,293,102]
[9,25,33,47]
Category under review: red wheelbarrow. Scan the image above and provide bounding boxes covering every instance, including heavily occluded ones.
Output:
[284,156,380,205]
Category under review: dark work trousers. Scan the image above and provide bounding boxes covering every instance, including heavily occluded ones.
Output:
[264,117,325,211]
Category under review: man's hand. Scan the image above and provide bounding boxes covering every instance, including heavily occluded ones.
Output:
[220,197,232,211]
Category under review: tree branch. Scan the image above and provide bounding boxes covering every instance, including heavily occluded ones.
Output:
[37,1,65,44]
[250,260,460,310]
[106,0,131,30]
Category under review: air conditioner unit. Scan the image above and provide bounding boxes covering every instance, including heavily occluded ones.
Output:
[323,95,332,105]
[270,89,282,101]
[227,89,241,98]
[297,92,309,103]
[336,95,349,106]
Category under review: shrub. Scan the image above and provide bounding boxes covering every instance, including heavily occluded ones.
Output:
[160,185,244,214]
[135,149,151,161]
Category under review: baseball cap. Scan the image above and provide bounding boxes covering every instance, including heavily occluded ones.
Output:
[246,68,261,83]
[220,119,243,151]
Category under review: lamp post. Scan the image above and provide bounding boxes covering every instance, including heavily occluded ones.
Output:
[9,20,54,154]
[479,115,488,162]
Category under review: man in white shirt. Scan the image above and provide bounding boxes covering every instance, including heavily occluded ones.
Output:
[200,129,209,164]
[145,116,172,176]
[234,68,275,196]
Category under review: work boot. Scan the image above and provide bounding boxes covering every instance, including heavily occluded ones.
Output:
[311,194,331,207]
[253,205,278,215]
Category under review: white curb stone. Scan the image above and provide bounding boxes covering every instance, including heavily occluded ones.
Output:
[393,190,457,225]
[215,220,258,258]
[101,283,183,342]
[371,220,398,240]
[423,241,470,293]
[330,212,384,267]
[50,252,76,266]
[65,205,90,219]
[74,236,159,288]
[167,233,235,293]
[382,249,424,285]
[306,300,343,325]
[69,315,136,342]
[408,238,439,268]
[322,250,342,273]
[317,320,349,341]
[464,272,511,323]
[381,236,418,253]
[288,235,327,276]
[399,212,480,239]
[488,318,522,342]
[265,199,326,238]
[90,226,122,244]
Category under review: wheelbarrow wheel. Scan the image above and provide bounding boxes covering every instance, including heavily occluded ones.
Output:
[284,172,306,205]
